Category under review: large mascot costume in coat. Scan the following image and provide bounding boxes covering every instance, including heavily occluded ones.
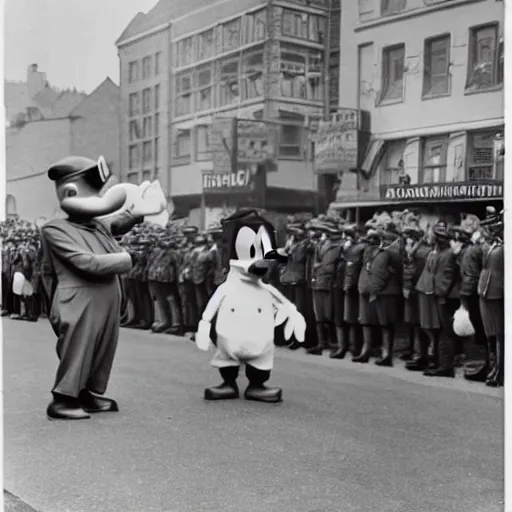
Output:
[41,156,166,420]
[195,209,306,403]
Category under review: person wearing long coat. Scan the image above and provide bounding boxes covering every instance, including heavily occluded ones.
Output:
[401,227,431,366]
[355,228,402,366]
[478,219,504,387]
[415,223,457,378]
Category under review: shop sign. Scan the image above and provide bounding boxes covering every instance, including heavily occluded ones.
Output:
[236,119,277,167]
[202,168,254,193]
[211,117,236,174]
[381,181,503,201]
[314,121,358,174]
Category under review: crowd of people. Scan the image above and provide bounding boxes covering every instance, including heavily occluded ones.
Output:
[1,205,504,388]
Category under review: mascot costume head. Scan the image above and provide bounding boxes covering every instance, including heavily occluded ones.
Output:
[194,209,306,404]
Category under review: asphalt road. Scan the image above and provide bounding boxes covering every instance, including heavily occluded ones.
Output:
[3,318,503,512]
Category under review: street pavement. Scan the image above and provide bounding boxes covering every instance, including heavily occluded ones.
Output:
[3,317,503,512]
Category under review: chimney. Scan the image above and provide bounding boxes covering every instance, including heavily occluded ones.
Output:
[27,63,47,99]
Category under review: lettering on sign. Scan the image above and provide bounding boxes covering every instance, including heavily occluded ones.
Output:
[202,169,253,193]
[381,181,503,201]
[314,123,358,173]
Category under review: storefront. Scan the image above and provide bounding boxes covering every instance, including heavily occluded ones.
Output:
[329,124,504,225]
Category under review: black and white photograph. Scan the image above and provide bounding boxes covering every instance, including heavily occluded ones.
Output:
[0,0,507,511]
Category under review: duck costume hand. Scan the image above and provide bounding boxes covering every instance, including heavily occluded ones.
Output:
[196,319,212,351]
[274,302,306,343]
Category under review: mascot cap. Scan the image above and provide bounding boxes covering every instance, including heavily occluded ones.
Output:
[48,155,111,189]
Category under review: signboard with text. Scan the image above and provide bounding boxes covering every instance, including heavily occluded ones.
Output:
[211,117,236,174]
[381,181,504,202]
[314,108,359,174]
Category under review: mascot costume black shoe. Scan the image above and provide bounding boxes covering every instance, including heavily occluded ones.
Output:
[41,156,167,420]
[195,209,306,403]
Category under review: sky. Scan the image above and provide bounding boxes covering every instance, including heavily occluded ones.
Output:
[4,0,160,93]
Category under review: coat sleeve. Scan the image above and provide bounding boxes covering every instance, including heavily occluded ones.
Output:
[436,251,456,297]
[460,246,482,297]
[42,225,133,277]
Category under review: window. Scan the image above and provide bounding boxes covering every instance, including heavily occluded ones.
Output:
[280,46,306,99]
[381,44,405,102]
[282,10,308,39]
[129,92,140,117]
[155,113,160,136]
[143,116,152,139]
[154,84,160,111]
[196,65,214,111]
[198,29,215,61]
[142,88,152,114]
[155,52,162,74]
[176,37,195,68]
[280,45,324,101]
[222,18,241,52]
[381,0,406,16]
[244,9,267,44]
[279,113,304,159]
[155,137,160,164]
[241,49,264,100]
[127,172,139,184]
[467,130,503,181]
[196,125,212,161]
[219,58,240,106]
[142,56,152,80]
[175,129,191,159]
[142,170,152,182]
[382,140,406,185]
[309,14,326,43]
[129,144,140,170]
[175,73,193,116]
[129,61,139,83]
[421,137,448,183]
[282,10,326,42]
[466,24,503,91]
[423,35,451,97]
[129,120,141,141]
[143,141,152,164]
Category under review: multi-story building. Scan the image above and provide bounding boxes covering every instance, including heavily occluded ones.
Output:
[331,0,504,224]
[116,0,341,226]
[5,74,120,221]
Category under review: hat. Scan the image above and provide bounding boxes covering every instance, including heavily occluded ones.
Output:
[48,156,97,182]
[402,226,424,240]
[182,226,198,235]
[342,223,357,238]
[432,222,452,240]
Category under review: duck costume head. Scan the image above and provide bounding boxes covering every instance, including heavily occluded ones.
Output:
[195,208,305,404]
[221,208,288,279]
[49,155,168,226]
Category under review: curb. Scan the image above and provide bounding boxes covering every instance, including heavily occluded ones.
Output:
[4,491,39,512]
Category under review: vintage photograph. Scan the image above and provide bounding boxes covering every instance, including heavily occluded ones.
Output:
[1,0,505,511]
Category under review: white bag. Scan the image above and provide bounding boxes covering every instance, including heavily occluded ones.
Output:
[453,306,475,337]
[22,279,34,297]
[12,272,25,296]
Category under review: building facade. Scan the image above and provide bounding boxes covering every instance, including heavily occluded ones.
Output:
[116,0,341,226]
[331,0,504,223]
[6,78,120,221]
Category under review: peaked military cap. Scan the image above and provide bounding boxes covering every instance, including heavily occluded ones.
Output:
[48,156,98,182]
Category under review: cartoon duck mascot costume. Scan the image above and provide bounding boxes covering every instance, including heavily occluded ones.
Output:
[41,156,167,420]
[195,209,306,403]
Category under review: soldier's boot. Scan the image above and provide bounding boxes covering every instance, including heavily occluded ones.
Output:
[352,326,372,363]
[375,328,394,367]
[307,323,327,355]
[464,340,491,382]
[204,366,240,401]
[244,365,282,404]
[327,322,337,349]
[486,337,503,387]
[406,329,429,371]
[330,325,349,359]
[400,326,416,361]
[424,332,455,378]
